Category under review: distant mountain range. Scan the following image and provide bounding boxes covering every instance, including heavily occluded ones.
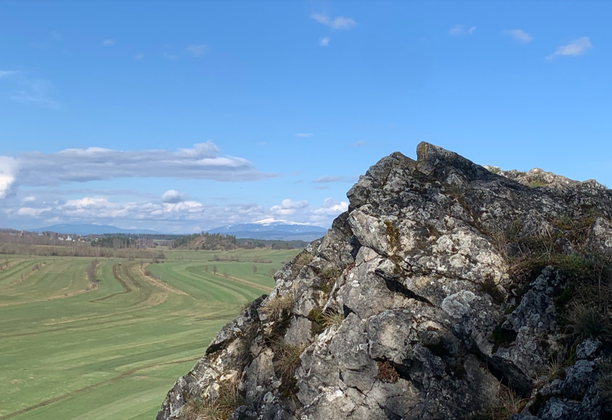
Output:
[25,221,327,241]
[206,222,327,241]
[28,224,160,235]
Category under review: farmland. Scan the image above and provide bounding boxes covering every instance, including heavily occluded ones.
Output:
[0,248,299,420]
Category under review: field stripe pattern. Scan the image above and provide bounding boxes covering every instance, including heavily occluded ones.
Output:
[0,249,297,420]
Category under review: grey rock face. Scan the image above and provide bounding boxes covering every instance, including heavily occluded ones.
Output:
[156,143,612,420]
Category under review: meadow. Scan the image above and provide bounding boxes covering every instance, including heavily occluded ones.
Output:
[0,248,299,420]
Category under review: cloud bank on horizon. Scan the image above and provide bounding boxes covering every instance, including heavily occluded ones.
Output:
[0,141,349,232]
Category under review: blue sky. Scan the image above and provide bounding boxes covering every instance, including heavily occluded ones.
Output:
[0,1,610,233]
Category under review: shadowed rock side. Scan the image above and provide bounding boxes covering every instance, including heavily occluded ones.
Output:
[156,143,612,420]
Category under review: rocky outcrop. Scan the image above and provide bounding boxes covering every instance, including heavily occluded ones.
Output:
[157,143,612,420]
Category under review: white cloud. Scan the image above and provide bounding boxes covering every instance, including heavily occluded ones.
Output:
[0,157,19,199]
[502,29,533,43]
[319,37,330,47]
[546,36,592,60]
[295,133,314,138]
[312,197,348,216]
[0,191,349,232]
[101,39,116,46]
[313,176,346,183]
[0,141,274,197]
[0,70,18,78]
[161,190,185,203]
[310,13,357,30]
[187,44,208,57]
[163,52,180,60]
[51,31,63,41]
[270,198,309,216]
[17,207,50,217]
[448,25,476,36]
[10,79,59,108]
[133,53,145,60]
[351,141,366,147]
[0,71,59,108]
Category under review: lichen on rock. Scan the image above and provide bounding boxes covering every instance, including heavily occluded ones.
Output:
[156,143,612,420]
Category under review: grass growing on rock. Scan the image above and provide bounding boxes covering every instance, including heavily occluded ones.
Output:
[565,303,612,342]
[292,250,314,274]
[274,341,307,400]
[317,266,342,294]
[489,213,612,344]
[472,383,526,420]
[182,382,245,420]
[307,306,344,335]
[262,292,295,320]
[322,307,344,330]
[596,358,612,404]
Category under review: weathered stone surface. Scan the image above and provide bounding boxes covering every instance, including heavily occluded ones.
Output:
[156,143,612,420]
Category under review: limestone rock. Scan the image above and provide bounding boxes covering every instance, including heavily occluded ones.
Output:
[156,143,612,420]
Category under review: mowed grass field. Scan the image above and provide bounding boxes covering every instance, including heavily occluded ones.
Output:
[0,248,299,420]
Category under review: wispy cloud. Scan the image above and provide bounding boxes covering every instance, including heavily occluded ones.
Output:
[502,29,533,44]
[546,36,592,60]
[351,141,366,147]
[0,70,18,78]
[0,70,59,108]
[10,79,59,108]
[448,25,476,36]
[313,176,349,183]
[310,13,357,30]
[295,133,314,138]
[163,52,180,60]
[101,39,116,46]
[133,53,145,60]
[187,44,208,57]
[319,37,330,47]
[0,141,275,199]
[50,31,63,41]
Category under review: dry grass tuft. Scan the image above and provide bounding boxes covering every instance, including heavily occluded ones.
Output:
[274,341,306,399]
[293,251,314,273]
[535,352,565,386]
[322,307,344,330]
[262,292,294,320]
[596,357,612,403]
[566,302,612,342]
[182,381,245,420]
[472,383,526,420]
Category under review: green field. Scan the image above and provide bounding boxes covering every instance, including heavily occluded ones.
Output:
[0,249,298,420]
